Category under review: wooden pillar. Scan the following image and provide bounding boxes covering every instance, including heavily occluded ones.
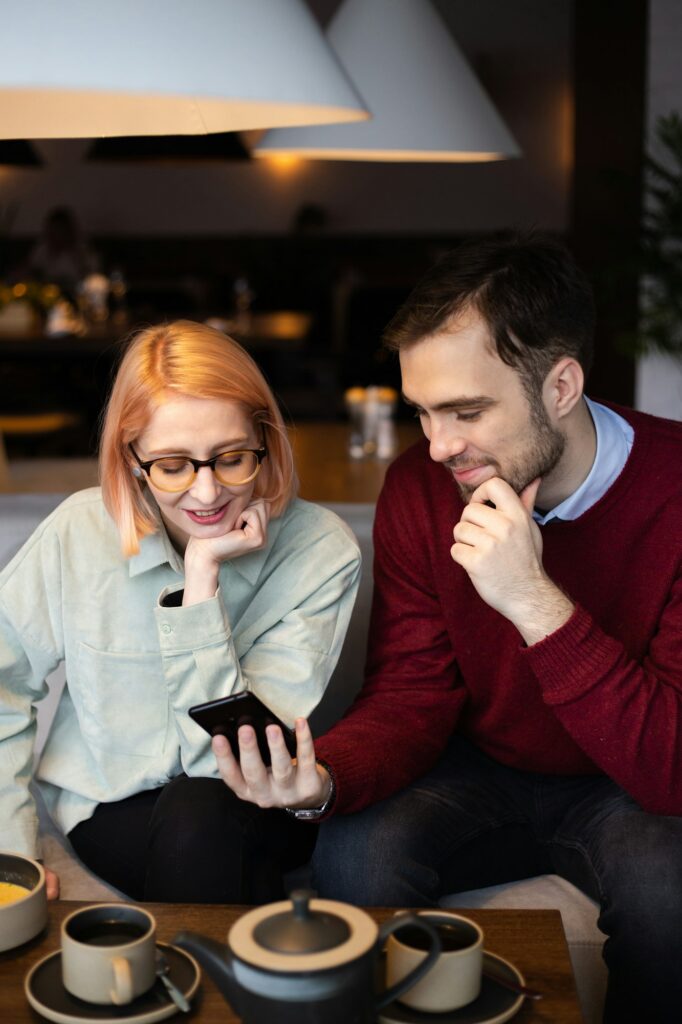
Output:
[570,0,648,407]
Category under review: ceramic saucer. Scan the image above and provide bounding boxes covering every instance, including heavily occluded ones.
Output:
[24,941,200,1024]
[378,950,525,1024]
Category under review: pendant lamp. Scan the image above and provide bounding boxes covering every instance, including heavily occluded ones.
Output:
[254,0,520,162]
[0,0,368,139]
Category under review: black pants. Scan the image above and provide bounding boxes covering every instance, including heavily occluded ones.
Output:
[69,776,317,904]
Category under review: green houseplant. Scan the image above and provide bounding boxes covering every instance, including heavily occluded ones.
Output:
[637,112,682,357]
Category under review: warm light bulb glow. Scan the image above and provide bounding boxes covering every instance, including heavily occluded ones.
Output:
[265,154,302,172]
[255,148,507,162]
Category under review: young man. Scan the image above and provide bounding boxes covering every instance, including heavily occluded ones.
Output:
[213,235,682,1023]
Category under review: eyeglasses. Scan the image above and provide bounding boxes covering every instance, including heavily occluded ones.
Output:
[129,444,267,493]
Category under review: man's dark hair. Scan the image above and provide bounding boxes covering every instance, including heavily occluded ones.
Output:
[383,233,595,398]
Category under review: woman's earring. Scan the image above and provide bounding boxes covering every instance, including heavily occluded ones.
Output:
[131,466,143,478]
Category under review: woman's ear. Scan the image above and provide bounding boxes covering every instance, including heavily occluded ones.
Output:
[543,357,584,421]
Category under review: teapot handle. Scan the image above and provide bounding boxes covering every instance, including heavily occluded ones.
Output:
[375,913,441,1011]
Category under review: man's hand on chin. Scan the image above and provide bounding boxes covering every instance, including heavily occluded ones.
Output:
[451,476,574,644]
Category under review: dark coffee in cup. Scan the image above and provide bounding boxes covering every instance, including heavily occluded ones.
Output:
[62,903,157,1006]
[398,922,476,952]
[387,911,484,1013]
[69,919,147,946]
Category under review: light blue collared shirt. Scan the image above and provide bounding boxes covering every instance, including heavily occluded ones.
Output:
[533,397,634,525]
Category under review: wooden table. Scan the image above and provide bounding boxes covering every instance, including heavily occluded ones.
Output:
[290,421,422,504]
[1,901,582,1022]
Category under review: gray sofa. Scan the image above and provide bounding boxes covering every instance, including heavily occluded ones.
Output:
[0,494,606,1022]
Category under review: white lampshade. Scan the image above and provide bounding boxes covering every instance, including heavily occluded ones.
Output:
[254,0,520,162]
[0,0,368,139]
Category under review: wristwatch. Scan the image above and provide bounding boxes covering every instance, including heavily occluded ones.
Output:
[285,763,336,820]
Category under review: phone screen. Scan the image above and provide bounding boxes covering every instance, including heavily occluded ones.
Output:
[188,691,297,766]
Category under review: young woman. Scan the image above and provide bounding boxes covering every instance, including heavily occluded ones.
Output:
[0,320,360,903]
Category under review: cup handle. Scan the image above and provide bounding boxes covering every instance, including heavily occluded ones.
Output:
[375,913,441,1011]
[110,956,133,1006]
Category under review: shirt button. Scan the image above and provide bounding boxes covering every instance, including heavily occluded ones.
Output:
[161,623,172,635]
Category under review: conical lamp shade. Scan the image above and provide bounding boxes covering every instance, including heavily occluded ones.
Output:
[255,0,520,162]
[0,0,368,140]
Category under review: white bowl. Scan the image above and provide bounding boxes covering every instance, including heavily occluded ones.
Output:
[0,851,48,952]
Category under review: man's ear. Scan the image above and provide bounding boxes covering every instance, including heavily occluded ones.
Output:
[543,357,584,421]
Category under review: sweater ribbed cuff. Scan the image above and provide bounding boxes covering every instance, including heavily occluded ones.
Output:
[525,603,624,704]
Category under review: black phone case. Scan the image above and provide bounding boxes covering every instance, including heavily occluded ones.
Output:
[188,692,297,766]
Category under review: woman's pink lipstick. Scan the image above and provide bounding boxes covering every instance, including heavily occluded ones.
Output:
[184,503,230,525]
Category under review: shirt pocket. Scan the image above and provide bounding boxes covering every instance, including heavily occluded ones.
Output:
[75,642,168,757]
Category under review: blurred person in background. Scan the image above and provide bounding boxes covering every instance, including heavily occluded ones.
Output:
[22,206,99,298]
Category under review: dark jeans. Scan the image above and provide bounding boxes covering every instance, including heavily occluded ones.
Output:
[69,775,317,904]
[312,736,682,1024]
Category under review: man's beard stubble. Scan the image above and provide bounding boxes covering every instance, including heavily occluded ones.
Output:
[452,401,566,503]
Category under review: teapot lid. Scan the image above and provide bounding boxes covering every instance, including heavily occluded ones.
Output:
[253,891,350,953]
[229,891,378,974]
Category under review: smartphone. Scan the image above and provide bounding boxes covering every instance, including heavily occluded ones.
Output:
[188,691,297,766]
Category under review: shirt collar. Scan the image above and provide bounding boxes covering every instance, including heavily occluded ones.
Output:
[533,396,634,525]
[129,520,184,577]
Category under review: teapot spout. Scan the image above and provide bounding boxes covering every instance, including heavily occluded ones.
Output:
[173,930,240,1009]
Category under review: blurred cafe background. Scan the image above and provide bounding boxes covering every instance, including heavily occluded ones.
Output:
[0,0,679,500]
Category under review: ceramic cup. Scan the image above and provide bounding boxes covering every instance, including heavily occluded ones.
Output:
[0,850,48,952]
[61,903,156,1006]
[386,910,484,1013]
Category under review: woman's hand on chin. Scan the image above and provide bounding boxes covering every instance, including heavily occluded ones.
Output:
[187,497,269,565]
[183,499,270,605]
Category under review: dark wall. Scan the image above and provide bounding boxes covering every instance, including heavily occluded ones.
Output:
[570,0,648,407]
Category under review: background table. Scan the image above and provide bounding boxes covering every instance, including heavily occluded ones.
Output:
[1,901,582,1022]
[290,421,422,504]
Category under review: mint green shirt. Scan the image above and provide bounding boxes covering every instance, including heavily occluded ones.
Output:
[0,488,361,858]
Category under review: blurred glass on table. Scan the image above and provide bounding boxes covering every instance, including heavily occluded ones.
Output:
[344,385,398,460]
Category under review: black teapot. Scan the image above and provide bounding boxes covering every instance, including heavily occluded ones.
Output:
[174,889,440,1024]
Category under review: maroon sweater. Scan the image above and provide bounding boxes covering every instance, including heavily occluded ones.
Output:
[316,406,682,817]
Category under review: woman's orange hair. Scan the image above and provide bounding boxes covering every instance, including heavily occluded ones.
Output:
[99,320,297,556]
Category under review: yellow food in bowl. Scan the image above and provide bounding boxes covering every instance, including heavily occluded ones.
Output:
[0,881,30,905]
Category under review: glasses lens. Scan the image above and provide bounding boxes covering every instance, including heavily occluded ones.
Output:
[214,451,259,486]
[148,457,194,492]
